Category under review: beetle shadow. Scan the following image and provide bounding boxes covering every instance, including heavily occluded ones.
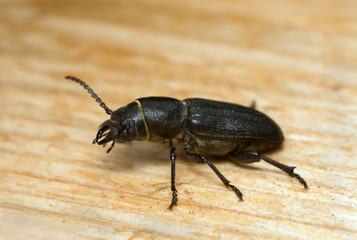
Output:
[97,142,178,173]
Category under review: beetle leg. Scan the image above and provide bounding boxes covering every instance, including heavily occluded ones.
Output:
[168,141,178,210]
[185,149,244,201]
[229,151,308,189]
[106,140,115,153]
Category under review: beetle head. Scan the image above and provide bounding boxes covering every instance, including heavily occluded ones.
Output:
[92,120,117,153]
[92,117,136,153]
[92,104,139,153]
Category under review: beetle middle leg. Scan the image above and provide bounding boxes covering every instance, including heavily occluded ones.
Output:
[229,151,308,188]
[168,141,178,210]
[185,148,244,201]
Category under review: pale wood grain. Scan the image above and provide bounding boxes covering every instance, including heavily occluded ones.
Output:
[0,0,356,239]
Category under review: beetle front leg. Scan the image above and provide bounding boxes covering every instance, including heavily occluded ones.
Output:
[229,151,308,189]
[185,149,244,201]
[168,141,178,210]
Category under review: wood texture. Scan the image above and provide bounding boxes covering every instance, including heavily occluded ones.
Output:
[1,0,356,239]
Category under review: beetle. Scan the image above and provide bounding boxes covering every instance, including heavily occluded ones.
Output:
[65,75,308,209]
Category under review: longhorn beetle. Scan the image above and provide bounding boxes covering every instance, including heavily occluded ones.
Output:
[65,76,308,210]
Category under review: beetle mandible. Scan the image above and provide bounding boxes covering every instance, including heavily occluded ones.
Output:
[66,75,308,210]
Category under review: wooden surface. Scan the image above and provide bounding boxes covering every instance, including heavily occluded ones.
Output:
[1,0,356,239]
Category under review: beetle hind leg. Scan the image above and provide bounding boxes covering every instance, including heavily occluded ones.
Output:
[229,151,308,189]
[185,149,244,201]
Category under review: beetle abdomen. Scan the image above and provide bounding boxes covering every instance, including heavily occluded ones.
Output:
[183,98,284,144]
[177,129,280,156]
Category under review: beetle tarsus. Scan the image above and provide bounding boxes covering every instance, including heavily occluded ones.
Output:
[291,172,308,189]
[229,184,244,201]
[168,190,178,210]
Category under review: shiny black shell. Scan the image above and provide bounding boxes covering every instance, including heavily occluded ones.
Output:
[183,98,284,142]
[178,98,284,155]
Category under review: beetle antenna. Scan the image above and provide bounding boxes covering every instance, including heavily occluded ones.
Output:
[65,75,113,115]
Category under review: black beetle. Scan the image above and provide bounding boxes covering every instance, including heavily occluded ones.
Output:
[66,76,308,209]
